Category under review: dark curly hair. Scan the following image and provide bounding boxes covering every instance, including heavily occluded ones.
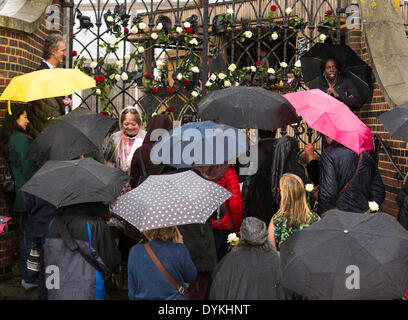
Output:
[42,33,64,60]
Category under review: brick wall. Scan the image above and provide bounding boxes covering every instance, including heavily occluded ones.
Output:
[346,29,406,218]
[0,0,63,280]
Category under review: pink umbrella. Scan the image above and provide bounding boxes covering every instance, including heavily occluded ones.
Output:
[283,89,373,155]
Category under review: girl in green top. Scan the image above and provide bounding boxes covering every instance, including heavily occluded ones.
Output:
[269,173,320,250]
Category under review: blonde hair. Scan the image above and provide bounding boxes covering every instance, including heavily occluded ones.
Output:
[274,173,313,228]
[143,226,175,242]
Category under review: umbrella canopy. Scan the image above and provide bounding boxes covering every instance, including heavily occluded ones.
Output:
[0,68,96,114]
[301,43,372,104]
[112,170,232,232]
[279,210,408,300]
[197,86,299,130]
[26,112,116,164]
[378,103,408,142]
[21,158,129,208]
[150,121,248,168]
[283,89,373,154]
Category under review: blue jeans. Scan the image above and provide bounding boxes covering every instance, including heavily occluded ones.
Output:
[19,212,33,282]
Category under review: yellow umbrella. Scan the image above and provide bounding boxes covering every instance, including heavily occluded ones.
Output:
[0,68,96,114]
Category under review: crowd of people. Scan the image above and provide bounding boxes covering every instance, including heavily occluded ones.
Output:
[1,32,407,301]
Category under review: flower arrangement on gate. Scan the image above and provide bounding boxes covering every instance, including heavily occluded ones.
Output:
[72,11,205,115]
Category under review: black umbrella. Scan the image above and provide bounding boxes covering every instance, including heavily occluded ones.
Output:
[378,103,408,142]
[197,86,299,131]
[300,43,372,104]
[279,210,408,300]
[26,112,116,164]
[21,158,129,208]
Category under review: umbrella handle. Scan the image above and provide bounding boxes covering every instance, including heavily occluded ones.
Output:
[7,100,11,115]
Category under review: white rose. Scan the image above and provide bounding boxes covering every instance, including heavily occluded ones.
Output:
[250,66,256,72]
[90,61,97,69]
[184,21,191,28]
[121,72,128,81]
[95,88,101,95]
[109,40,117,48]
[191,66,200,73]
[176,27,183,33]
[138,22,146,30]
[151,32,158,40]
[151,112,158,117]
[205,81,213,87]
[156,23,163,31]
[280,62,288,68]
[319,33,327,42]
[131,26,138,34]
[285,7,292,15]
[116,60,123,68]
[156,60,165,69]
[267,68,275,74]
[115,74,121,81]
[272,32,278,40]
[106,16,114,23]
[305,184,314,192]
[191,91,198,98]
[244,31,253,38]
[176,73,183,81]
[224,80,231,87]
[226,8,234,15]
[227,233,240,245]
[189,38,198,45]
[124,54,131,60]
[228,64,237,72]
[295,60,302,68]
[137,46,145,53]
[210,73,217,81]
[218,73,226,80]
[368,201,379,212]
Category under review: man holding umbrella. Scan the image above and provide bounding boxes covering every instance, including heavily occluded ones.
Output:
[28,33,73,137]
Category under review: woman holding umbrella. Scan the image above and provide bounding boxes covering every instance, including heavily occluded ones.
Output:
[0,105,38,289]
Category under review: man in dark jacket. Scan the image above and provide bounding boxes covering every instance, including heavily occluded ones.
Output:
[318,137,385,216]
[28,33,72,137]
[312,57,363,111]
[43,202,121,300]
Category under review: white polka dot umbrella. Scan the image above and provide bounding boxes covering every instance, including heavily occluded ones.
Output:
[112,170,232,232]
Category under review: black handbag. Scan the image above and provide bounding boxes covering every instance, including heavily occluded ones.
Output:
[2,162,15,193]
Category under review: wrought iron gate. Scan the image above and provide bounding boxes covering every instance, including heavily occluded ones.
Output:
[66,0,343,147]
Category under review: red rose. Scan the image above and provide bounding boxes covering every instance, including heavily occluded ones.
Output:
[184,78,190,85]
[144,73,151,78]
[168,87,175,94]
[256,60,261,66]
[71,50,77,57]
[270,5,277,11]
[94,76,99,82]
[101,111,109,116]
[326,9,333,15]
[98,75,105,82]
[167,106,174,113]
[152,87,159,94]
[124,27,129,34]
[233,81,236,86]
[186,27,193,33]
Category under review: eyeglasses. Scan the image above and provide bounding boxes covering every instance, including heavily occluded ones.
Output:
[123,108,138,114]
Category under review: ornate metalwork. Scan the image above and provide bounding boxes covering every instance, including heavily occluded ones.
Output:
[68,0,344,147]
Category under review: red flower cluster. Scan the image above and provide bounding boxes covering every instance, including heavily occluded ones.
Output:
[185,27,193,33]
[100,111,109,116]
[94,75,105,82]
[168,87,175,94]
[270,5,277,11]
[326,9,333,15]
[144,73,151,78]
[152,87,159,94]
[124,27,129,34]
[184,78,190,85]
[167,106,174,113]
[71,50,77,57]
[255,60,261,66]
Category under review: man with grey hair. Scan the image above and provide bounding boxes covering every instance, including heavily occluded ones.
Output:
[28,32,72,137]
